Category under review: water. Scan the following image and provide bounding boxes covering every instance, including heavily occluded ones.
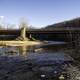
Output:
[0,46,20,56]
[0,41,80,80]
[0,41,67,56]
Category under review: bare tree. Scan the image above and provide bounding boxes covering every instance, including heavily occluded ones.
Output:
[19,17,29,29]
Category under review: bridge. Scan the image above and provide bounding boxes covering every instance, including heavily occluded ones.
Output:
[0,27,80,55]
[0,27,80,41]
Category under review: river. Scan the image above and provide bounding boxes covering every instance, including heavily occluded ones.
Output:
[0,41,80,80]
[0,41,67,56]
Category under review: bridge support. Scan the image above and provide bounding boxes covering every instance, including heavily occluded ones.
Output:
[16,27,29,41]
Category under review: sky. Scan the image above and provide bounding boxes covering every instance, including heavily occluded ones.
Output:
[0,0,80,28]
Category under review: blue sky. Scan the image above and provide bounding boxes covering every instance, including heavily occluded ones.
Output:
[0,0,80,28]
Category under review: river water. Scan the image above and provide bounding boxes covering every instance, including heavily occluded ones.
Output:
[0,41,67,56]
[0,41,80,80]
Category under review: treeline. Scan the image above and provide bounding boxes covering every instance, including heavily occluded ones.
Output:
[45,17,80,29]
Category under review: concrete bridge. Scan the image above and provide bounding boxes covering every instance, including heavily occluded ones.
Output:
[0,27,80,42]
[0,27,79,55]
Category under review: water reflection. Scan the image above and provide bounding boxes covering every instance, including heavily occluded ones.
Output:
[0,46,19,56]
[0,41,67,56]
[0,45,37,56]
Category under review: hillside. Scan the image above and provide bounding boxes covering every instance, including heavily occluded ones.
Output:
[45,17,80,29]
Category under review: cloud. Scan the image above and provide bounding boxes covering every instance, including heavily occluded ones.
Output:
[0,16,4,19]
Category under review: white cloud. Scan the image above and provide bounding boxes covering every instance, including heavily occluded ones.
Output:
[0,16,4,19]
